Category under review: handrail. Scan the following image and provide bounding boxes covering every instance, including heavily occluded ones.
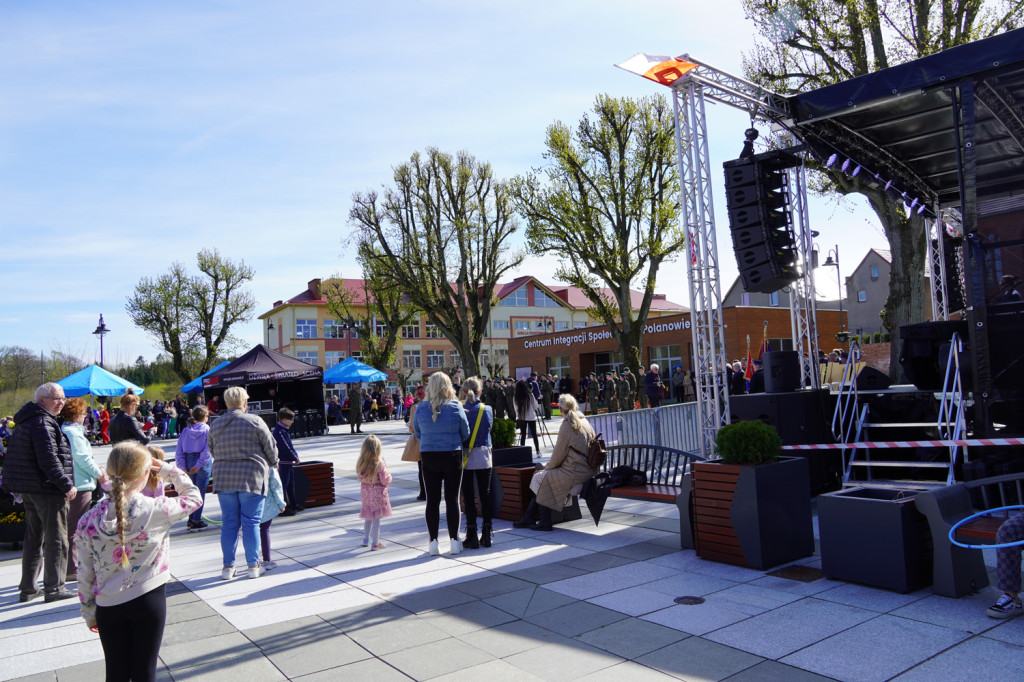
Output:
[938,332,967,485]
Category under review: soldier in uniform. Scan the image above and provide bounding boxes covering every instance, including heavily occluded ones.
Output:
[493,379,507,420]
[540,374,554,420]
[347,383,363,434]
[637,367,649,409]
[618,369,633,411]
[603,371,619,413]
[504,378,517,421]
[482,379,494,408]
[586,372,600,415]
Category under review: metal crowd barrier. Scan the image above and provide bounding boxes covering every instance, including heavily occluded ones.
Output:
[588,402,702,453]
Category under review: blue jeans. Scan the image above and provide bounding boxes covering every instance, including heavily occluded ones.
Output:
[180,454,211,524]
[218,491,265,567]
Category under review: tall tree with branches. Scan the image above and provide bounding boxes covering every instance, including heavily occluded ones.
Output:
[512,94,681,369]
[126,249,255,383]
[350,148,523,378]
[742,0,1023,375]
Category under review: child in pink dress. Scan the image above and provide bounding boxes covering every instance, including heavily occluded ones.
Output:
[357,435,392,550]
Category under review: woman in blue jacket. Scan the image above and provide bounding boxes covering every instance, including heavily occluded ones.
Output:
[414,372,469,556]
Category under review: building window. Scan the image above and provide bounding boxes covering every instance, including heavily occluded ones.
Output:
[403,350,422,369]
[325,351,344,368]
[513,320,530,332]
[424,323,443,338]
[573,321,588,329]
[498,286,528,307]
[768,338,795,352]
[534,289,561,308]
[402,323,420,339]
[296,319,317,339]
[323,321,341,339]
[548,355,570,377]
[350,350,362,359]
[554,321,569,331]
[297,351,318,366]
[740,293,751,306]
[426,350,445,368]
[449,350,460,367]
[649,344,682,380]
[858,290,867,302]
[871,265,879,280]
[492,320,510,330]
[768,291,780,307]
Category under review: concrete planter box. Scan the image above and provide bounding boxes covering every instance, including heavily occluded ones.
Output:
[819,486,933,593]
[693,456,814,569]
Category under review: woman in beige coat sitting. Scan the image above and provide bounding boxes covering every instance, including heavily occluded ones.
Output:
[513,394,596,531]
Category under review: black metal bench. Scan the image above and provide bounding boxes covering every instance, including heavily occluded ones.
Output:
[915,472,1024,597]
[601,444,705,549]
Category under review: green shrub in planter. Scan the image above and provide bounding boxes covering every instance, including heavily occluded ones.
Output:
[715,420,782,465]
[491,418,517,449]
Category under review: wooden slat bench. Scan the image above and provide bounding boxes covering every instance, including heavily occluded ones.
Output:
[601,444,705,549]
[916,472,1024,597]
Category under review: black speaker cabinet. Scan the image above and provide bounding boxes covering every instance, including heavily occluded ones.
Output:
[764,350,801,393]
[855,367,891,391]
[899,320,968,390]
[730,390,841,494]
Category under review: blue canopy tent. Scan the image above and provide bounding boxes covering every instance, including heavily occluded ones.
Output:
[180,361,231,394]
[57,365,144,397]
[323,358,388,384]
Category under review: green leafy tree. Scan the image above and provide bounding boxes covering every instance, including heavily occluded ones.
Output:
[0,346,40,394]
[742,0,1024,375]
[512,94,681,370]
[322,246,420,379]
[126,249,255,383]
[350,148,523,378]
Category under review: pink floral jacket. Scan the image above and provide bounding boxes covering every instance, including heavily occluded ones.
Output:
[75,462,201,627]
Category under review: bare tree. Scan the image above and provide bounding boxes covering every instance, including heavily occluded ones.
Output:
[350,148,523,377]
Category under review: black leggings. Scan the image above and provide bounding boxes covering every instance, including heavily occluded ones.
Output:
[96,583,166,682]
[420,451,463,540]
[518,420,541,455]
[462,468,493,526]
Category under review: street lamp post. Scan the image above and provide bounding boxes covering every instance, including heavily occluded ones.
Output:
[267,320,275,347]
[341,317,356,357]
[822,246,846,348]
[92,315,111,368]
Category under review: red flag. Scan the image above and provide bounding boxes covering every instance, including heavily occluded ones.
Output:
[744,347,754,380]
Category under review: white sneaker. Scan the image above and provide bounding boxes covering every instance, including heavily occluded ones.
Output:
[428,539,440,556]
[264,560,279,571]
[248,564,266,579]
[220,567,235,580]
[450,538,463,555]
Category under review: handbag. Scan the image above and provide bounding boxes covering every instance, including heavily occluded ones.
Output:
[463,404,485,467]
[572,432,607,469]
[402,403,421,462]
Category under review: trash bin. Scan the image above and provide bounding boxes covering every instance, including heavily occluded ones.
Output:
[818,486,933,593]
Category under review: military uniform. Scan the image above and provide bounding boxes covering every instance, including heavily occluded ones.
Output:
[540,375,554,419]
[623,369,637,411]
[637,368,649,409]
[603,373,619,413]
[586,373,600,414]
[347,385,363,433]
[504,381,517,421]
[618,372,632,411]
[493,382,507,420]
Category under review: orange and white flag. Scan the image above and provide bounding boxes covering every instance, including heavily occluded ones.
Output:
[615,53,698,86]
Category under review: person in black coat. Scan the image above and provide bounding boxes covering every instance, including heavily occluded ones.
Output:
[108,394,151,445]
[4,383,77,603]
[730,361,747,396]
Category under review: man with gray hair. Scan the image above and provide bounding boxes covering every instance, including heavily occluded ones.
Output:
[4,383,77,603]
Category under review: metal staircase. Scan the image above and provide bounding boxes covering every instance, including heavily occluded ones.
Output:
[832,338,967,488]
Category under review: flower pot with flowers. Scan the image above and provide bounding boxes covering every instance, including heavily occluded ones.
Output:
[692,419,814,569]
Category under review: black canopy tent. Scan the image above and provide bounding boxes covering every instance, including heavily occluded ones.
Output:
[784,27,1024,435]
[202,344,326,436]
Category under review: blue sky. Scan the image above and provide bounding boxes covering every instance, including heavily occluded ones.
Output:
[0,0,887,368]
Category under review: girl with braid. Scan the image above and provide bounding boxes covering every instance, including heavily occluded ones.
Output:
[74,442,201,682]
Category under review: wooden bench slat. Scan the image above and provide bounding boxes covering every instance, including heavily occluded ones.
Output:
[955,517,1006,542]
[611,484,679,501]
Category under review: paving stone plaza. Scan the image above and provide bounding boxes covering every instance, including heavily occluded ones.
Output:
[2,418,1023,681]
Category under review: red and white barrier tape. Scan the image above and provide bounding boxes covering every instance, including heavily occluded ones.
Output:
[783,438,1024,451]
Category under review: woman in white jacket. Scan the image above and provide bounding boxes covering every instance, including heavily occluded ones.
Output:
[75,442,201,682]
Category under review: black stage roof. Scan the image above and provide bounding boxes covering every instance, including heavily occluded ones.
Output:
[786,27,1024,211]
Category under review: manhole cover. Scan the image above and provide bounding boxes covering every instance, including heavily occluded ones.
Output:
[767,565,824,583]
[674,596,706,606]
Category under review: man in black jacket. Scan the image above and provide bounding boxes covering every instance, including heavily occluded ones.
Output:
[5,383,77,603]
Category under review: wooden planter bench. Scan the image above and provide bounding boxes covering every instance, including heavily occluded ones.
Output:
[915,472,1024,597]
[600,444,704,549]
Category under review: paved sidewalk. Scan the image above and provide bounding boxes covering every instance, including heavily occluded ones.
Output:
[2,419,1023,681]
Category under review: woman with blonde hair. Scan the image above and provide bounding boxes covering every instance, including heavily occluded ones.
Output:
[413,372,469,555]
[514,394,597,531]
[108,393,150,446]
[75,441,201,682]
